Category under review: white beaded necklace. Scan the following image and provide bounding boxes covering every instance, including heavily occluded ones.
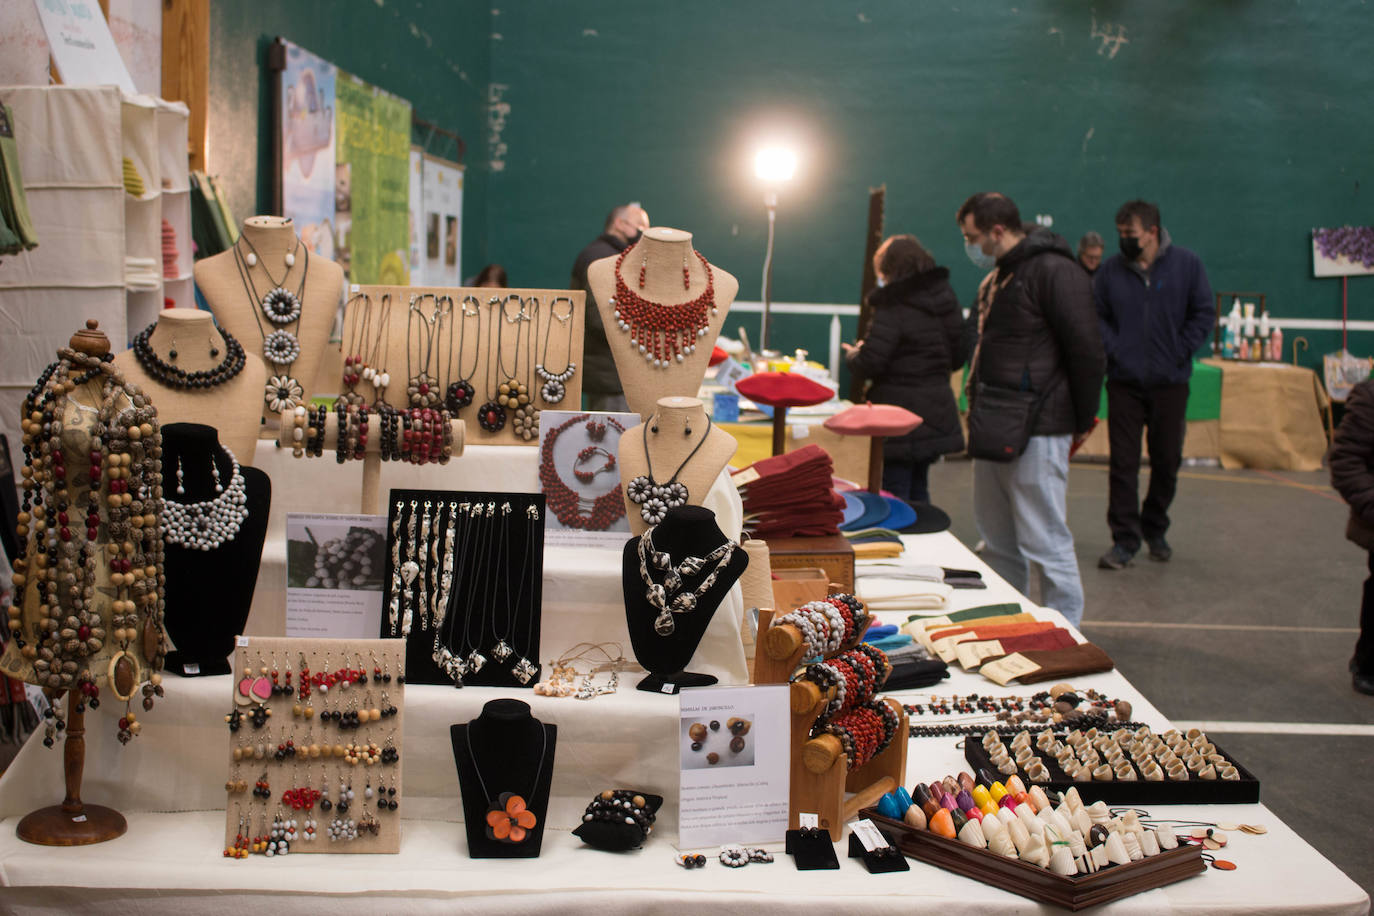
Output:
[162,445,249,551]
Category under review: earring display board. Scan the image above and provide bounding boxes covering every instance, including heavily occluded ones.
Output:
[538,409,638,547]
[341,287,585,446]
[380,490,545,687]
[222,636,406,856]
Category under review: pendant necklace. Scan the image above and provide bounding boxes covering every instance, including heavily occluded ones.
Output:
[476,302,508,432]
[433,501,478,683]
[510,297,540,441]
[445,295,480,412]
[638,527,738,636]
[505,503,542,684]
[427,497,447,628]
[162,444,249,551]
[539,413,627,530]
[341,292,393,407]
[626,416,713,525]
[388,501,405,636]
[415,500,433,631]
[469,720,548,844]
[239,231,301,303]
[535,295,576,404]
[130,320,247,390]
[339,291,371,406]
[496,295,531,425]
[461,502,500,674]
[234,239,310,413]
[610,244,716,368]
[430,296,456,419]
[364,293,394,404]
[406,294,441,408]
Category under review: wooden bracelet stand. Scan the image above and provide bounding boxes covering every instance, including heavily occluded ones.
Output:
[754,608,908,841]
[16,689,128,846]
[276,410,465,516]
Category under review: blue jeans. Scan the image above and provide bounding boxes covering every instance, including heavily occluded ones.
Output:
[973,435,1085,626]
[882,459,932,505]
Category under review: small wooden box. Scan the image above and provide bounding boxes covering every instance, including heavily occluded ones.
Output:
[770,568,831,613]
[765,535,855,593]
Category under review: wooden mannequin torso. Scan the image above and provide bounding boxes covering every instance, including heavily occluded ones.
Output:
[587,227,737,419]
[619,397,737,536]
[195,216,342,433]
[112,309,267,464]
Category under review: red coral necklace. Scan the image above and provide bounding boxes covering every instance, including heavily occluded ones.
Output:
[609,246,716,369]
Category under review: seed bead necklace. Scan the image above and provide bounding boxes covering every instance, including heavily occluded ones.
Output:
[131,321,246,390]
[162,444,249,550]
[609,245,716,369]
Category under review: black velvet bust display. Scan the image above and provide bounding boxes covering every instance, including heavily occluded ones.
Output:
[160,423,270,677]
[450,699,557,858]
[622,506,748,694]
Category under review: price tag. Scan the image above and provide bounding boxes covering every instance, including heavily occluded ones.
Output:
[71,814,87,823]
[731,466,761,488]
[660,682,676,694]
[183,662,200,675]
[980,652,1043,686]
[850,818,886,852]
[798,812,819,830]
[236,635,250,647]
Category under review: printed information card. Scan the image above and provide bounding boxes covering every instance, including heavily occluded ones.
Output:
[677,684,789,849]
[285,513,386,637]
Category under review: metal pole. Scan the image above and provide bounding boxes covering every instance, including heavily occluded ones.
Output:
[760,191,778,353]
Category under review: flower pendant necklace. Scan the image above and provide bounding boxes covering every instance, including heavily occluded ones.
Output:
[470,721,548,844]
[626,416,713,525]
[477,301,508,433]
[234,239,309,413]
[445,295,481,412]
[535,295,576,404]
[406,294,442,408]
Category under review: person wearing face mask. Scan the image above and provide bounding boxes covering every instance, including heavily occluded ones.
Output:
[957,192,1104,627]
[570,202,651,411]
[1093,200,1214,570]
[842,234,964,504]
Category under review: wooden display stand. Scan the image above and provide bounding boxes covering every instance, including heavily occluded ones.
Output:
[754,608,908,841]
[345,286,585,446]
[16,690,127,846]
[276,409,464,516]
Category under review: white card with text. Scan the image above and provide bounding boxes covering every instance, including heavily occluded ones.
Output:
[285,513,386,638]
[677,684,789,849]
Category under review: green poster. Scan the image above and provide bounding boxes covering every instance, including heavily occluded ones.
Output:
[334,75,411,285]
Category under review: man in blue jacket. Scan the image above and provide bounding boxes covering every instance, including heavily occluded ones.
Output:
[1095,200,1214,570]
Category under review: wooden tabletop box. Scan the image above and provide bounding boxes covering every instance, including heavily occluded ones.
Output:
[765,534,855,593]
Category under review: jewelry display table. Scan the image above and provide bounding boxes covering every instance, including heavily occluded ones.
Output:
[0,532,1366,915]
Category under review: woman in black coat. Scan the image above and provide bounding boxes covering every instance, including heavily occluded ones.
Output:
[1328,377,1374,695]
[842,234,965,504]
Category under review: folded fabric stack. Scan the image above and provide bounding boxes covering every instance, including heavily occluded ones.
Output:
[732,444,843,538]
[0,104,38,256]
[162,219,178,278]
[901,604,1114,685]
[125,256,161,292]
[122,156,146,197]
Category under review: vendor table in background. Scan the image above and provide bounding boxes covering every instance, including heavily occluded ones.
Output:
[1201,357,1330,471]
[718,418,871,483]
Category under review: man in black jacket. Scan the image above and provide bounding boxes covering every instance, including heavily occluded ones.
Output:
[958,192,1105,627]
[569,203,650,411]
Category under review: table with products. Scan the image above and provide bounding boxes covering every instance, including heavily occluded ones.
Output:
[0,531,1366,916]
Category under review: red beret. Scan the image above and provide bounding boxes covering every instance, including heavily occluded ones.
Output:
[708,346,729,367]
[735,371,833,408]
[822,402,922,437]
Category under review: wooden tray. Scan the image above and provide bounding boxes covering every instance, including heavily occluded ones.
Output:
[964,736,1260,805]
[861,807,1205,911]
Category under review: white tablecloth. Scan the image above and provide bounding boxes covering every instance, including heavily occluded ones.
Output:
[0,530,1367,915]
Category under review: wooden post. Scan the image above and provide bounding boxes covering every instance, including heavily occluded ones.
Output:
[771,407,788,457]
[866,436,885,494]
[16,691,128,846]
[161,0,210,172]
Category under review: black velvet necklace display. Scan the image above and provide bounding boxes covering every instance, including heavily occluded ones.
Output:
[622,506,747,694]
[380,489,545,687]
[450,699,557,858]
[161,423,270,677]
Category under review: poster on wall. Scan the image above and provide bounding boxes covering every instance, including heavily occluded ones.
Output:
[32,0,136,93]
[280,40,337,259]
[1312,226,1374,278]
[422,153,463,286]
[335,73,411,286]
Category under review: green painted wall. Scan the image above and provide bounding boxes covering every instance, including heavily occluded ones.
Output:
[211,1,1373,372]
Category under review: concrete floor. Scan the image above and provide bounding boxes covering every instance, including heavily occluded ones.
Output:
[928,456,1374,897]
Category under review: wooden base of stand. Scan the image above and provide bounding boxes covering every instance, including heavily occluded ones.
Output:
[17,804,127,846]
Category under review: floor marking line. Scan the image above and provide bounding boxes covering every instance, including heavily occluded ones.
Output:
[1082,620,1359,634]
[1171,720,1374,737]
[1072,463,1336,492]
[1249,467,1345,504]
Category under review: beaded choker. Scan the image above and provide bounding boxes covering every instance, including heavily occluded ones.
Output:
[162,445,249,551]
[637,528,738,636]
[609,245,716,368]
[131,321,247,389]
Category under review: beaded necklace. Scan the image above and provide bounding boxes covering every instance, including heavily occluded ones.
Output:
[535,296,576,404]
[445,295,481,412]
[162,444,249,550]
[131,320,247,390]
[510,298,540,441]
[538,413,627,530]
[405,294,442,408]
[234,239,309,413]
[609,244,716,368]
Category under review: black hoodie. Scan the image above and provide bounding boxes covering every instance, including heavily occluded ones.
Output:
[967,228,1105,437]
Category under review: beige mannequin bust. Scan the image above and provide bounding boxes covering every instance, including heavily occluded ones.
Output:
[587,227,738,418]
[112,309,268,464]
[619,397,738,536]
[195,216,342,433]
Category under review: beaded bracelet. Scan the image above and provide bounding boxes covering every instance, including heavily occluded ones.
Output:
[438,408,453,464]
[309,404,327,456]
[353,406,368,461]
[581,789,655,841]
[774,607,825,658]
[290,405,308,457]
[335,401,349,464]
[873,698,901,757]
[810,601,845,655]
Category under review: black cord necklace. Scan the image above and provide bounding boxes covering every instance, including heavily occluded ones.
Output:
[468,719,548,845]
[445,295,480,412]
[626,416,713,524]
[131,321,246,390]
[406,294,441,408]
[535,295,576,405]
[234,239,309,412]
[477,299,507,432]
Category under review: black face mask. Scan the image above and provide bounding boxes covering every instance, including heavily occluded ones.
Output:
[626,229,644,246]
[1119,235,1143,260]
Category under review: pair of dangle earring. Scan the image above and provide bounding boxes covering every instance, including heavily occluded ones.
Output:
[166,333,221,361]
[174,455,223,496]
[638,252,692,290]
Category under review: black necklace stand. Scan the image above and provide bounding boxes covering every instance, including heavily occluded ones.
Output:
[622,506,748,694]
[450,699,557,858]
[161,423,270,677]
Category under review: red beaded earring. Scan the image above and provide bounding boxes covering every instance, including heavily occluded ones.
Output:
[683,254,690,290]
[639,251,648,289]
